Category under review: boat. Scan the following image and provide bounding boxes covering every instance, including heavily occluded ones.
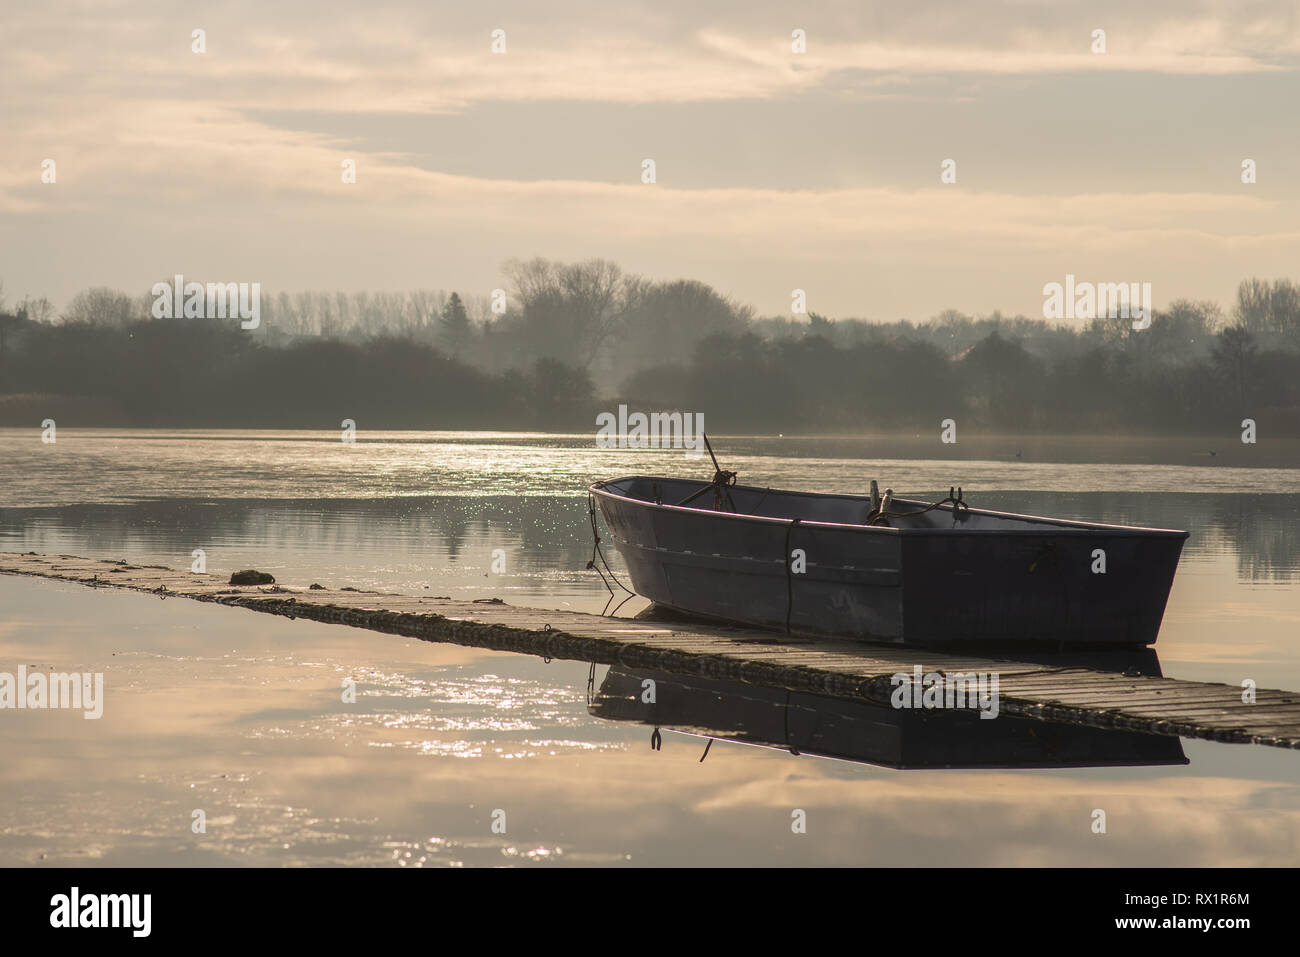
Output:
[589,666,1189,770]
[589,471,1189,646]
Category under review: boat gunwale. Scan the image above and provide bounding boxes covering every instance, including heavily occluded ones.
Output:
[589,475,1191,539]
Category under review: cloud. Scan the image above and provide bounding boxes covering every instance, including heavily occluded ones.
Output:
[7,94,1290,254]
[5,1,1298,126]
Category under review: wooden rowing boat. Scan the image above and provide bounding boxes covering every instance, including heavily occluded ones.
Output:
[589,475,1188,646]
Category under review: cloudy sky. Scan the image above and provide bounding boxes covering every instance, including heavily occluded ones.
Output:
[3,0,1298,320]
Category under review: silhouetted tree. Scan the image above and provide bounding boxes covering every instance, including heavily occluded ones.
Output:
[439,292,472,357]
[618,278,751,368]
[1211,326,1257,406]
[519,357,596,428]
[959,331,1044,428]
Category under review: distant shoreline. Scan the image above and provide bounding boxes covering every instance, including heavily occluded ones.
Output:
[3,394,1298,439]
[2,422,1298,470]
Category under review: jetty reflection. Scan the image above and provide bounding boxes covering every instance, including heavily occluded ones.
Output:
[589,666,1189,770]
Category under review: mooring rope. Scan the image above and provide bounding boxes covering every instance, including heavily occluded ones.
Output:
[586,490,637,617]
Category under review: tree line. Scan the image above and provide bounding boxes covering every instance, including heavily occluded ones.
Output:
[0,269,1297,433]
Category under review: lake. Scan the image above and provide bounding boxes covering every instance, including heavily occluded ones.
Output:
[1,428,1298,865]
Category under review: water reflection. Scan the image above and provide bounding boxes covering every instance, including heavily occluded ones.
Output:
[0,497,601,609]
[2,492,1297,606]
[3,429,1300,509]
[589,667,1189,771]
[2,575,1297,868]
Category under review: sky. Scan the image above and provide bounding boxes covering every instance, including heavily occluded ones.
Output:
[2,0,1299,321]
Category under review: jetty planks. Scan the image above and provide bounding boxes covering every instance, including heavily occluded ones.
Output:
[2,551,1298,750]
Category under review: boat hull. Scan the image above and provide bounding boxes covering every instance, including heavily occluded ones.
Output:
[591,476,1187,646]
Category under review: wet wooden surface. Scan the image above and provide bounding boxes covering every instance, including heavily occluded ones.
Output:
[3,551,1298,750]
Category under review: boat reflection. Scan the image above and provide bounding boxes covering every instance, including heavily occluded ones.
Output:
[589,666,1188,770]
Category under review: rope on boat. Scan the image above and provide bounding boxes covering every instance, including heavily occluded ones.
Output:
[741,486,772,516]
[586,489,637,617]
[867,486,971,526]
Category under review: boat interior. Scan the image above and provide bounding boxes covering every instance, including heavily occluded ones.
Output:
[596,475,1154,533]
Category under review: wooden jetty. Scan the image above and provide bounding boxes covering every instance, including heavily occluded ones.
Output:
[3,551,1299,751]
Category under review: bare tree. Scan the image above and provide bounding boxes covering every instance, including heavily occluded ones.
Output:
[20,295,55,324]
[502,257,630,368]
[1235,278,1272,334]
[1267,279,1300,346]
[61,287,136,326]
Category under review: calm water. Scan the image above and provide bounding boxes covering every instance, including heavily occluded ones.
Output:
[1,429,1299,866]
